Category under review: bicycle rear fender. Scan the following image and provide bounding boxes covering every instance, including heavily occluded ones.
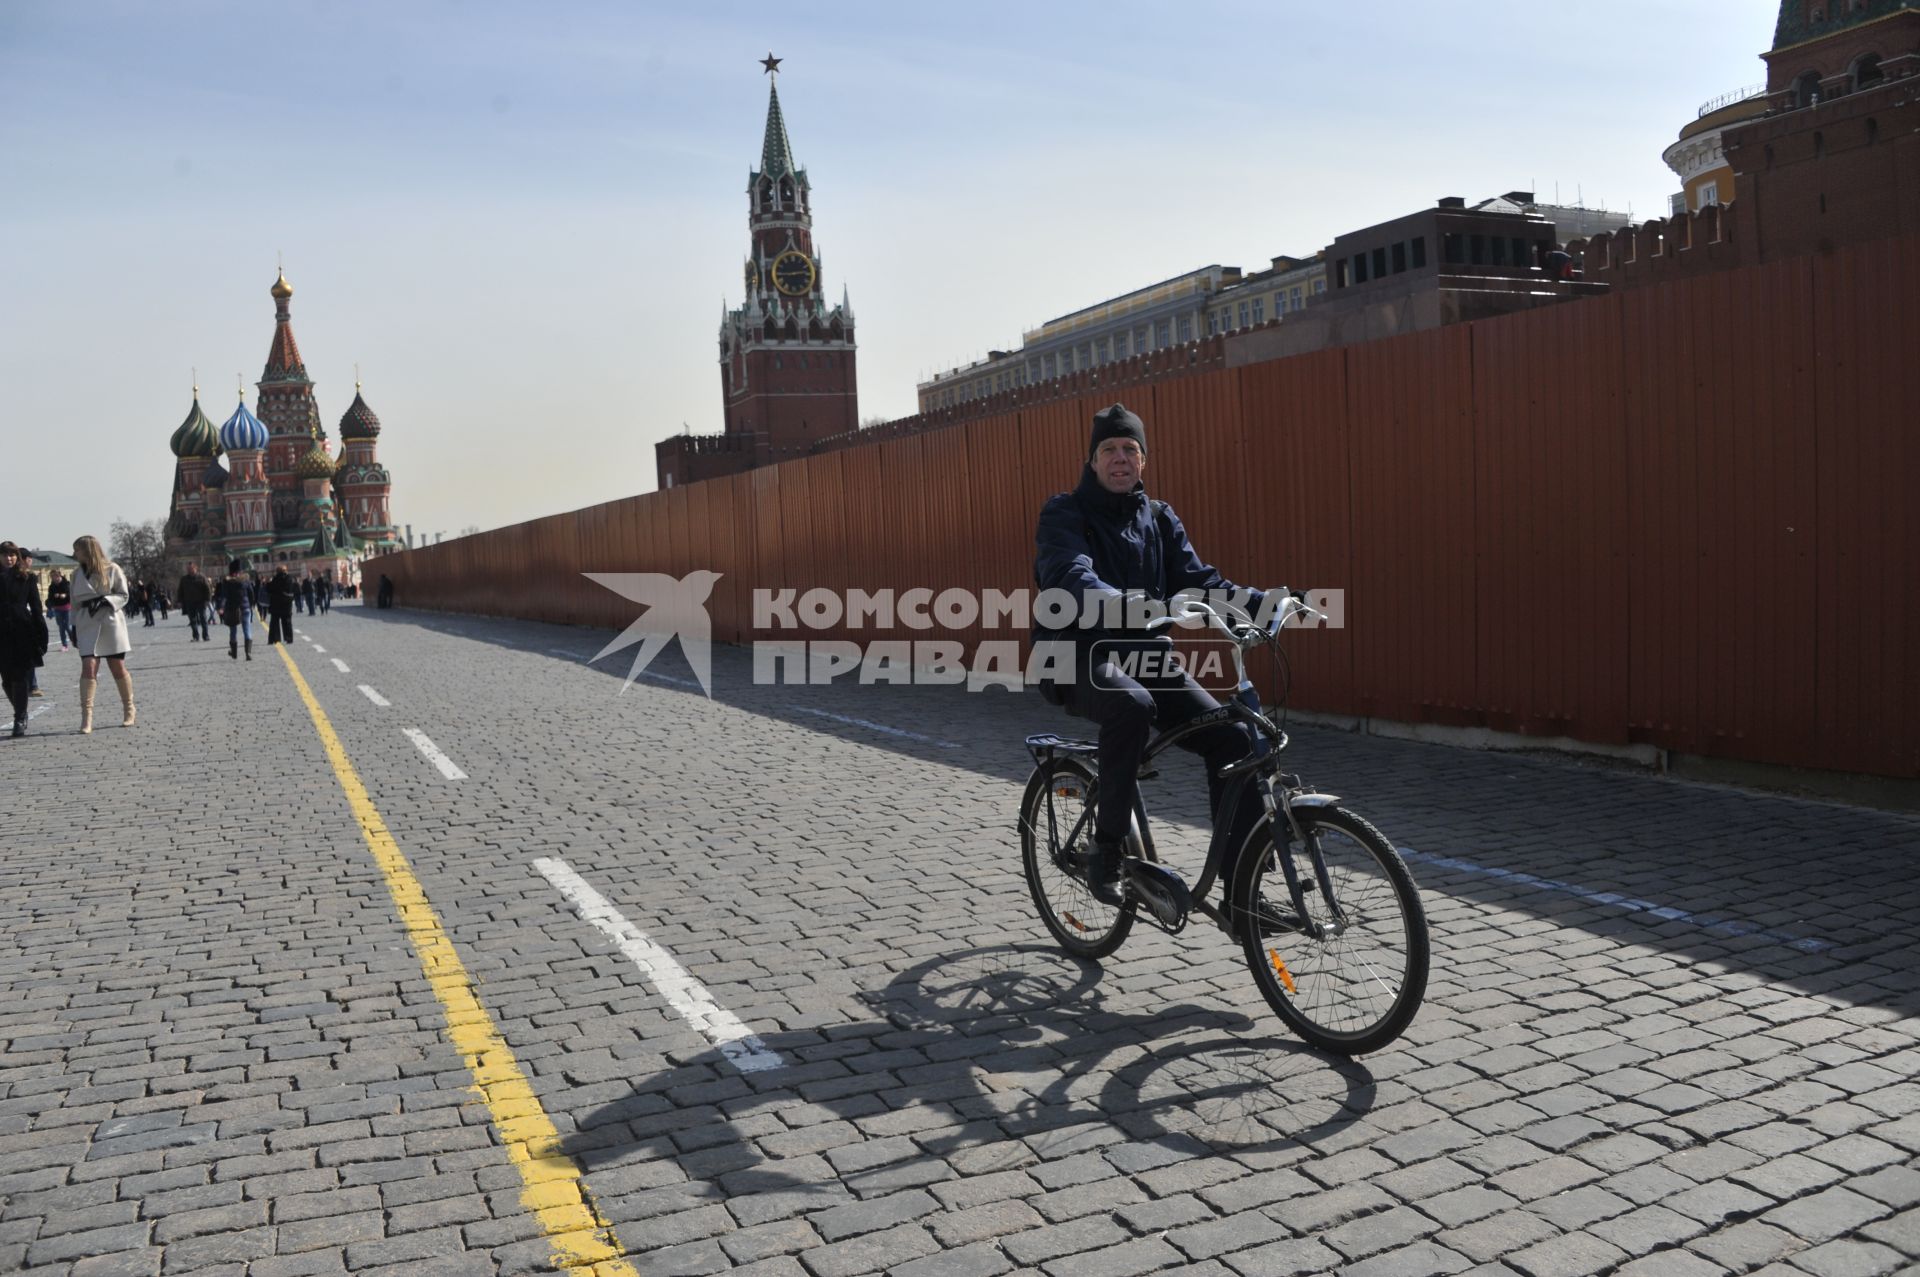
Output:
[1025,733,1099,765]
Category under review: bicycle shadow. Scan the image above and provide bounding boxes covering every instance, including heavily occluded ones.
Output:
[560,944,1375,1217]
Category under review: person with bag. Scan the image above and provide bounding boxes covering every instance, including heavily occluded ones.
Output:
[177,565,212,642]
[45,568,73,651]
[67,535,134,732]
[0,542,49,737]
[214,560,257,660]
[265,566,298,645]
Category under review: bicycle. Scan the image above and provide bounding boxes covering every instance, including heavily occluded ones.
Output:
[1017,595,1429,1055]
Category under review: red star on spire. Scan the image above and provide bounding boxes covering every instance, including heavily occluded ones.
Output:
[760,52,782,75]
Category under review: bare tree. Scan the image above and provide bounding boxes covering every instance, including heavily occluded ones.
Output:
[108,517,168,588]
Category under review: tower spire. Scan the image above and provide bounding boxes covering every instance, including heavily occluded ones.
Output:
[760,67,797,180]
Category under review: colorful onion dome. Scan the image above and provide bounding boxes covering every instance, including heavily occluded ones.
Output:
[201,457,230,489]
[219,398,269,451]
[339,388,382,440]
[271,270,294,300]
[295,438,336,479]
[170,393,218,458]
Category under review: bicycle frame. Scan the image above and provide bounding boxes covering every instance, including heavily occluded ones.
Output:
[1027,593,1352,939]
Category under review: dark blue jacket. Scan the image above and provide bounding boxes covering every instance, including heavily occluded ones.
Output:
[213,578,256,617]
[1033,467,1260,657]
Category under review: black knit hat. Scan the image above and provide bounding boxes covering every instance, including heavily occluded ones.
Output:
[1089,403,1146,459]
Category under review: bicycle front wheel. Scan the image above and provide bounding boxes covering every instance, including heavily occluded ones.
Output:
[1233,806,1428,1055]
[1019,757,1136,959]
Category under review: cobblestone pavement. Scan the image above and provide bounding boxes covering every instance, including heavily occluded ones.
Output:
[4,604,1919,1277]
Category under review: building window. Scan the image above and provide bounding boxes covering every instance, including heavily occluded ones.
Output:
[1176,315,1192,342]
[1353,255,1368,284]
[1043,354,1055,379]
[1443,234,1462,264]
[1115,331,1130,357]
[1491,236,1507,266]
[1156,320,1171,347]
[1313,278,1325,295]
[1293,286,1305,307]
[1207,312,1219,336]
[1237,301,1250,328]
[1696,181,1719,209]
[1097,337,1110,363]
[1392,242,1407,273]
[1795,70,1821,109]
[1411,236,1427,268]
[1371,247,1387,279]
[1854,53,1883,90]
[1469,234,1486,265]
[1251,298,1264,324]
[1136,326,1149,352]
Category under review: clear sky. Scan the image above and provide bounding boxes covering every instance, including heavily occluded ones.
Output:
[1,1,1774,548]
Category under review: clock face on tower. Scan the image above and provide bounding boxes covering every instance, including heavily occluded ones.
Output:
[771,250,816,296]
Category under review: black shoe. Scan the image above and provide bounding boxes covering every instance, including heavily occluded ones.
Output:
[10,720,24,738]
[1085,839,1126,907]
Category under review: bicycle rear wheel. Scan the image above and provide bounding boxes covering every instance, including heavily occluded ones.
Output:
[1232,806,1427,1055]
[1019,757,1136,959]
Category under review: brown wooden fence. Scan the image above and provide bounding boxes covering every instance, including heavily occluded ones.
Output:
[368,233,1920,779]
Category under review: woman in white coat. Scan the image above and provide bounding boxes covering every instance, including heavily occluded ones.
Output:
[68,535,134,733]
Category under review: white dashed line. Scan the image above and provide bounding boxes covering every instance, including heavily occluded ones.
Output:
[532,856,784,1073]
[402,728,466,779]
[330,658,350,673]
[25,700,56,722]
[357,685,391,707]
[795,707,959,749]
[312,645,326,653]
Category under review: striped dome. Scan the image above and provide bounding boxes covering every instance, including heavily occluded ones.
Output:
[219,399,269,451]
[170,396,218,458]
[200,457,230,489]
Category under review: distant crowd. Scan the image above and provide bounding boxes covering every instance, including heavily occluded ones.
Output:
[0,537,389,738]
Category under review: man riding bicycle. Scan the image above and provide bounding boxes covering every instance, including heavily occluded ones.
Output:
[1032,403,1268,907]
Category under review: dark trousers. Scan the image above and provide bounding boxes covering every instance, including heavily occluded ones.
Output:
[188,612,208,640]
[268,611,294,644]
[1,668,29,723]
[1064,641,1262,857]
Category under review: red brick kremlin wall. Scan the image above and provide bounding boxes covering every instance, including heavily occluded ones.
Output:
[368,233,1920,780]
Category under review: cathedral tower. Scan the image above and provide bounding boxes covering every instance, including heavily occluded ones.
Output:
[719,57,858,452]
[256,270,328,546]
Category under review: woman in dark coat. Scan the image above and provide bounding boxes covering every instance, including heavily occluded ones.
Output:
[0,542,49,737]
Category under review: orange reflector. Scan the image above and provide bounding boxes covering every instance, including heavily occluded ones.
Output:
[1268,950,1296,994]
[1055,787,1079,798]
[1063,912,1090,933]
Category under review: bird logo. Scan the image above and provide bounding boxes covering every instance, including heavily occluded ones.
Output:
[583,571,723,697]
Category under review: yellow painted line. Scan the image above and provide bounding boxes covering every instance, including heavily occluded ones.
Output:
[276,647,638,1277]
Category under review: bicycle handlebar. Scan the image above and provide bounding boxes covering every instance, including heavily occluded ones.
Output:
[1142,590,1325,645]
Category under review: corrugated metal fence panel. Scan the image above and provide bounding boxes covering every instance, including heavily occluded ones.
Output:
[919,426,983,653]
[1814,237,1920,775]
[1345,326,1479,724]
[965,412,1035,658]
[750,465,784,641]
[1236,349,1356,715]
[1694,256,1819,765]
[1471,290,1631,743]
[1620,270,1703,751]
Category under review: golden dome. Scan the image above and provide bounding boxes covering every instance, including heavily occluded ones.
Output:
[271,271,294,300]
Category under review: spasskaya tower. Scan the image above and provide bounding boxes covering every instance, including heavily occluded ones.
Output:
[721,54,858,448]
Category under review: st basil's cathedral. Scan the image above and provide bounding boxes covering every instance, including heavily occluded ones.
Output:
[164,270,402,581]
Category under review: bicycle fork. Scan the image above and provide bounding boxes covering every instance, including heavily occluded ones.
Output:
[1254,777,1349,941]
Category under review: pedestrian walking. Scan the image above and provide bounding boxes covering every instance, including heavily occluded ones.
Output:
[214,560,256,660]
[18,549,45,700]
[156,590,171,621]
[377,574,394,609]
[46,568,72,650]
[300,575,315,616]
[266,566,297,645]
[177,564,212,642]
[318,577,333,615]
[0,542,48,737]
[135,580,156,627]
[67,535,134,733]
